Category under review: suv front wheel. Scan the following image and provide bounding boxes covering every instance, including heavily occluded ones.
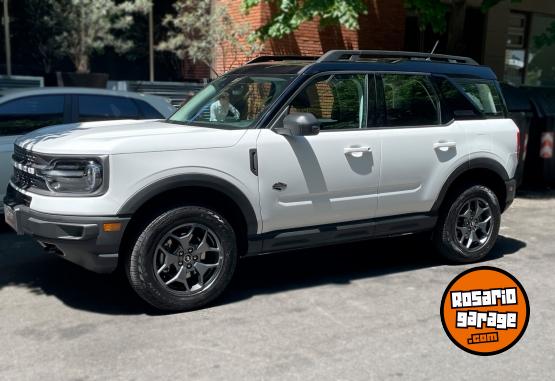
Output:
[126,206,237,311]
[434,185,501,263]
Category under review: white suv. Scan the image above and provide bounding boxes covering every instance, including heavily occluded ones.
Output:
[4,51,519,311]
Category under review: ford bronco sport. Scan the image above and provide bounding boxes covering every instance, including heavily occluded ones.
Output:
[4,50,519,311]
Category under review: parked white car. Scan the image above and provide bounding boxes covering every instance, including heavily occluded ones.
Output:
[4,51,519,311]
[0,87,175,211]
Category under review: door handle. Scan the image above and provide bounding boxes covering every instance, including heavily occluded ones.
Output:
[433,141,457,149]
[344,146,371,157]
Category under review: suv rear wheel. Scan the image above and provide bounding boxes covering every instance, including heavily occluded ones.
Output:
[434,185,501,263]
[126,206,237,311]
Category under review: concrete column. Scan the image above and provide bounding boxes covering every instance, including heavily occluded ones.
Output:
[482,1,510,80]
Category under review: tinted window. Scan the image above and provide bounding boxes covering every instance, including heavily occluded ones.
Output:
[169,74,295,129]
[435,77,479,121]
[382,74,440,126]
[288,74,367,130]
[0,95,65,136]
[454,80,505,117]
[136,100,163,118]
[78,95,140,121]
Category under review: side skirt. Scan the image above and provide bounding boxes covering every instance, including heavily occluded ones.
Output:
[245,213,437,256]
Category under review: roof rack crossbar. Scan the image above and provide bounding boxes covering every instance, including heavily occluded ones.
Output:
[317,50,478,65]
[247,55,319,64]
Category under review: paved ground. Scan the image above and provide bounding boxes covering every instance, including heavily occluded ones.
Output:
[1,194,554,380]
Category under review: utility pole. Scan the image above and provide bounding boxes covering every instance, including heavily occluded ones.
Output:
[2,0,11,76]
[148,3,154,82]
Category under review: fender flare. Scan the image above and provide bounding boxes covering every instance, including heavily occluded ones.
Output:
[431,158,510,213]
[117,174,259,236]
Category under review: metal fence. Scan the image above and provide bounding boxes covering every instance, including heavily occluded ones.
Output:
[0,75,44,92]
[108,80,205,108]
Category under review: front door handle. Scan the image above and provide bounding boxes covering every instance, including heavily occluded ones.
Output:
[344,146,371,157]
[433,141,457,150]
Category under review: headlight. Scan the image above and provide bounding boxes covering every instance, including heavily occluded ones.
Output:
[39,159,103,194]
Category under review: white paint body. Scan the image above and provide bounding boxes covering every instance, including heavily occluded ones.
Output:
[8,117,518,235]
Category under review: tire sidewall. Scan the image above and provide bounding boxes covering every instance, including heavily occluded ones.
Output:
[127,206,237,311]
[438,185,501,263]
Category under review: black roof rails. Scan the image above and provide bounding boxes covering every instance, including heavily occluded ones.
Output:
[317,50,478,65]
[247,55,319,64]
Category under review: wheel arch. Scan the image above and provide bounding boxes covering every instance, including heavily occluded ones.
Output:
[432,158,510,214]
[117,174,259,258]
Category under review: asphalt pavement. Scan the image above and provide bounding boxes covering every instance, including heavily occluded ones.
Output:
[0,193,554,380]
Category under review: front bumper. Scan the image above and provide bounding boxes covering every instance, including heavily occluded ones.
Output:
[504,178,517,211]
[4,186,129,274]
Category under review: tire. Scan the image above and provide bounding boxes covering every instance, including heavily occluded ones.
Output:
[126,206,237,311]
[433,185,501,263]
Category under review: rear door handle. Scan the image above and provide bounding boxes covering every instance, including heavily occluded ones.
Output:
[433,141,457,149]
[344,146,371,157]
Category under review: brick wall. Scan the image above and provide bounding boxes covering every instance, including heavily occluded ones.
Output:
[212,0,406,76]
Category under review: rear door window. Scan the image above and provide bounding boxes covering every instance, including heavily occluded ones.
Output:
[0,95,65,136]
[380,74,440,127]
[78,95,140,121]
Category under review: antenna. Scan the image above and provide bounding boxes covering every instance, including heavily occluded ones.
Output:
[430,40,440,55]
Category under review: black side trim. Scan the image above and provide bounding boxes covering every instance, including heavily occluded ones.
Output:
[117,174,258,236]
[246,213,437,255]
[430,158,510,213]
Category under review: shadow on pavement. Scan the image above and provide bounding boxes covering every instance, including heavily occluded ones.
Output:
[0,222,526,315]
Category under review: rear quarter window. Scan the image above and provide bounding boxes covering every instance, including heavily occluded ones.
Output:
[136,99,163,118]
[454,79,505,117]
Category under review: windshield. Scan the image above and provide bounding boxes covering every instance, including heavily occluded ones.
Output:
[168,74,295,128]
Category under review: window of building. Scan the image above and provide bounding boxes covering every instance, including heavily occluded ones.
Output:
[78,95,140,122]
[381,74,440,127]
[526,14,555,87]
[504,12,528,86]
[0,95,65,136]
[288,74,367,130]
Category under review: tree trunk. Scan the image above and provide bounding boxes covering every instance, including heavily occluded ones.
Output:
[446,0,467,54]
[75,54,90,73]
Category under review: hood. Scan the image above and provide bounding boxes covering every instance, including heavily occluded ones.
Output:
[15,119,248,155]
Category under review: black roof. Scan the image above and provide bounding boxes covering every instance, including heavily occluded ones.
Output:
[229,50,497,80]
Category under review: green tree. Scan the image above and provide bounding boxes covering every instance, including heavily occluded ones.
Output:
[157,0,262,76]
[242,0,367,41]
[242,0,518,54]
[46,0,151,73]
[23,0,65,73]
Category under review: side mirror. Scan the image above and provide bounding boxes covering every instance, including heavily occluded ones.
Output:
[275,112,320,137]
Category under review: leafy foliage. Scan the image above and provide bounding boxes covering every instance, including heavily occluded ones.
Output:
[158,0,262,76]
[45,0,151,73]
[243,0,521,40]
[534,21,555,49]
[242,0,367,41]
[405,0,449,33]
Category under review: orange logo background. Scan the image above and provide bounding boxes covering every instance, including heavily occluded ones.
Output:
[441,266,529,355]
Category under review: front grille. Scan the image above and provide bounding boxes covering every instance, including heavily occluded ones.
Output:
[11,145,50,191]
[12,167,48,190]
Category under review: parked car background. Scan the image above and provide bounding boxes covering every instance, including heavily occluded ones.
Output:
[0,87,176,212]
